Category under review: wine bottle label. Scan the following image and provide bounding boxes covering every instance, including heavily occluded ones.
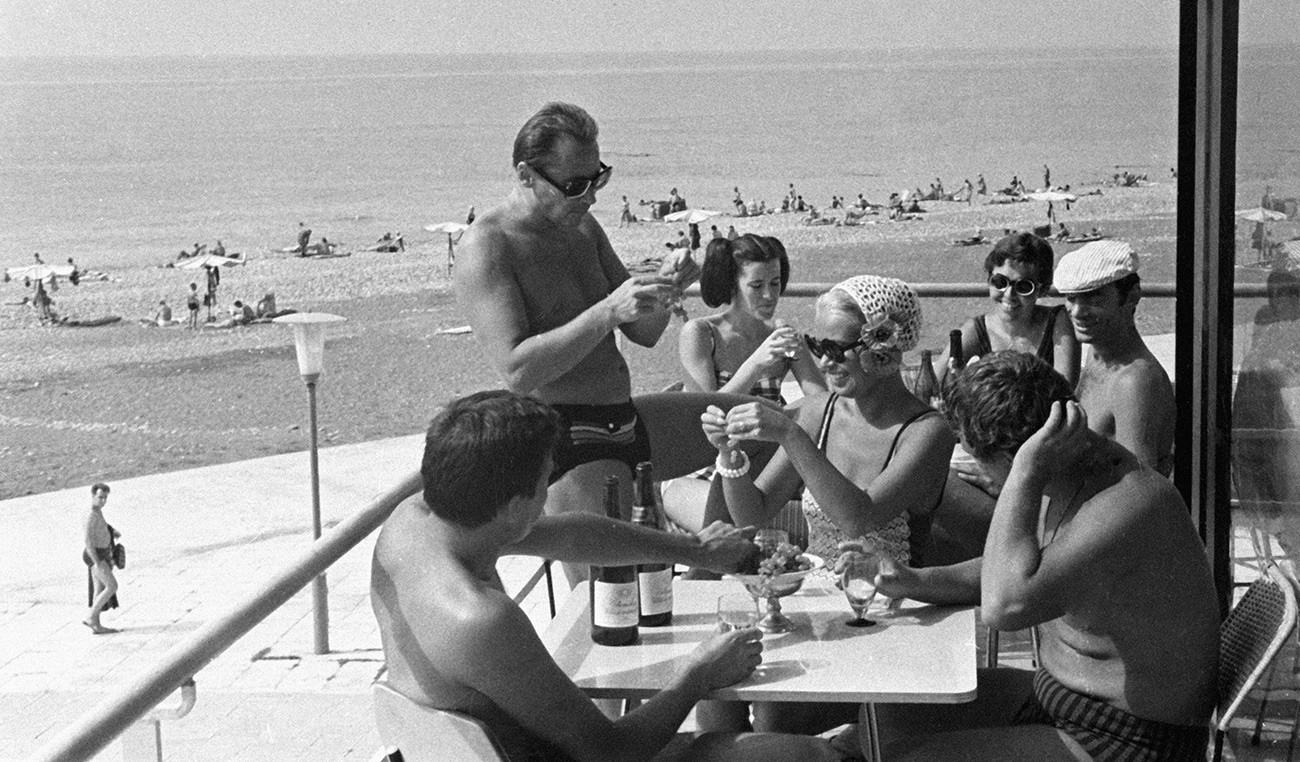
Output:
[638,569,673,615]
[592,580,639,627]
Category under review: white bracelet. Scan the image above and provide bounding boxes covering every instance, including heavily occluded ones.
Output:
[715,450,751,479]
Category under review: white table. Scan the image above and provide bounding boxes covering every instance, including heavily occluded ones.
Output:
[542,579,977,705]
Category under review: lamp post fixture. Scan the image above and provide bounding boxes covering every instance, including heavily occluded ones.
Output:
[274,312,346,654]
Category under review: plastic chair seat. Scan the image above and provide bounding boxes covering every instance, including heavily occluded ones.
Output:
[373,681,506,762]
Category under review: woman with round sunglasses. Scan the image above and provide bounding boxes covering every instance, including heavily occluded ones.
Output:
[939,232,1080,386]
[697,275,954,734]
[662,234,825,532]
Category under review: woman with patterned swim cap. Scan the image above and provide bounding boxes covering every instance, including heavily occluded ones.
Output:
[697,275,955,734]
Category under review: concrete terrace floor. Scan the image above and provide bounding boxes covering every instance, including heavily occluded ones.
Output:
[1,424,1298,758]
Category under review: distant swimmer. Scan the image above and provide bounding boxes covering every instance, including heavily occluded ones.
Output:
[727,224,739,240]
[466,205,476,225]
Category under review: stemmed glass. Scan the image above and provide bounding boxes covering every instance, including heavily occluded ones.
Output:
[841,552,882,627]
[717,594,761,632]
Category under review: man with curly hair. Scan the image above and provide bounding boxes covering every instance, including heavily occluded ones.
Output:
[858,351,1217,761]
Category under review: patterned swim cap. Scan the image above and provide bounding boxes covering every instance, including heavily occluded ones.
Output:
[830,275,923,353]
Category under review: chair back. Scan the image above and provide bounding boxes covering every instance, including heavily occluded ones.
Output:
[1217,564,1298,731]
[373,681,506,762]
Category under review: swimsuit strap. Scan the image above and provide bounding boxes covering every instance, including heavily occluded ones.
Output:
[971,315,994,358]
[815,394,839,450]
[1036,305,1063,364]
[884,409,942,468]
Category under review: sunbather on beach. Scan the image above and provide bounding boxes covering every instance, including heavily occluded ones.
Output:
[371,391,839,762]
[861,352,1217,761]
[1056,240,1175,476]
[456,102,753,585]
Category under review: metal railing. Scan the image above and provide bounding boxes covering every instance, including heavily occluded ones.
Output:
[31,279,1278,760]
[32,472,423,761]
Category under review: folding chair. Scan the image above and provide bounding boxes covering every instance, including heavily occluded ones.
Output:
[373,681,507,762]
[1213,564,1299,762]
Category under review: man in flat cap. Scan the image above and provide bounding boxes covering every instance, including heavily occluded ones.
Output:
[1055,240,1175,476]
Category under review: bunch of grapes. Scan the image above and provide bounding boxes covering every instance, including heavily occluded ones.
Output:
[756,542,809,578]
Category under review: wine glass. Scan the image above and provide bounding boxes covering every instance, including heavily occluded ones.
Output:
[717,594,761,632]
[841,552,882,627]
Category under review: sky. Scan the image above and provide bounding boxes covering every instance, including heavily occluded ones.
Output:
[0,0,1297,57]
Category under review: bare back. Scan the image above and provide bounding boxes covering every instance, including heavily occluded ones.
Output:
[1036,466,1218,724]
[457,205,632,405]
[1076,344,1175,476]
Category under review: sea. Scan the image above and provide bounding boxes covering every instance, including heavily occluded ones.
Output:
[0,46,1297,271]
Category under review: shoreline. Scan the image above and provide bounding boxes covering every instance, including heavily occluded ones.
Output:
[2,182,1267,500]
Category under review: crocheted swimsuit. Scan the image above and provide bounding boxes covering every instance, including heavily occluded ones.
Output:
[801,395,940,567]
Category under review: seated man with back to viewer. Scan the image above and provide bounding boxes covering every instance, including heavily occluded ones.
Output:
[857,352,1217,761]
[1056,239,1175,476]
[370,391,839,762]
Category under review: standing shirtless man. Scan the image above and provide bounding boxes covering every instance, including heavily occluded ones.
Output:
[1056,240,1175,476]
[456,102,747,583]
[83,482,121,634]
[863,352,1217,760]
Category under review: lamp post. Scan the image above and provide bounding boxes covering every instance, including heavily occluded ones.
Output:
[274,312,346,654]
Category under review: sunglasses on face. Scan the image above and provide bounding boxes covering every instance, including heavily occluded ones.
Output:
[529,162,613,198]
[804,334,865,363]
[988,273,1038,297]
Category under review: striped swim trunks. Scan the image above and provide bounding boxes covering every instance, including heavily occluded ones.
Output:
[549,401,652,485]
[1013,668,1209,761]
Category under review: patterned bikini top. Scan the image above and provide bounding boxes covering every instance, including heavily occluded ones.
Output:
[709,322,787,404]
[800,395,941,568]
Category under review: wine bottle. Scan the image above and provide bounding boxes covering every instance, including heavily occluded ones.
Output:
[912,349,940,407]
[949,329,965,371]
[590,476,639,646]
[632,462,673,627]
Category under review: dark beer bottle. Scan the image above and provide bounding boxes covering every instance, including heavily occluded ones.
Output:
[912,349,941,408]
[631,462,673,627]
[949,329,966,371]
[590,477,639,646]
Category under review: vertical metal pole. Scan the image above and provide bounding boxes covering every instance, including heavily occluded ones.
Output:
[307,379,330,654]
[1176,0,1238,615]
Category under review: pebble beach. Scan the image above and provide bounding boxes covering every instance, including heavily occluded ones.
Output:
[2,181,1230,500]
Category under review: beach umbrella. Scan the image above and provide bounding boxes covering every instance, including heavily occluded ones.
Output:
[1025,191,1078,203]
[5,263,73,283]
[1236,208,1288,223]
[424,222,468,238]
[425,222,469,275]
[175,253,245,269]
[663,208,720,225]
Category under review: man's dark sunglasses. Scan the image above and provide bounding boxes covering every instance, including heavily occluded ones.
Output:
[804,334,865,363]
[529,162,613,198]
[989,273,1038,297]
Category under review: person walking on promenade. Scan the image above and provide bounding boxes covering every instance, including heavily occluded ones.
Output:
[1056,240,1175,476]
[455,102,752,584]
[83,483,121,634]
[976,173,987,195]
[1043,164,1051,190]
